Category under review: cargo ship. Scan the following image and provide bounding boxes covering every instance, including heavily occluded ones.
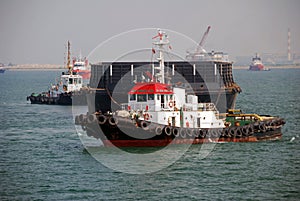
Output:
[75,29,285,147]
[249,53,269,71]
[27,41,88,105]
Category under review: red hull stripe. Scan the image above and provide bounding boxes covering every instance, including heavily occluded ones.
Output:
[102,133,282,147]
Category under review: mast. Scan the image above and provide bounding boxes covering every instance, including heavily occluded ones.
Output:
[67,41,72,74]
[152,29,170,84]
[288,28,291,61]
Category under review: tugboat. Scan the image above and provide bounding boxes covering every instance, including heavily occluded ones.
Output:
[75,30,285,147]
[27,41,88,105]
[72,51,91,80]
[249,53,269,71]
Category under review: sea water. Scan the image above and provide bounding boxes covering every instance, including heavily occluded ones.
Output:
[0,69,299,200]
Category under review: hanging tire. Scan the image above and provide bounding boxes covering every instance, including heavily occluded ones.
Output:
[194,129,200,137]
[253,123,260,130]
[241,126,249,136]
[141,121,149,130]
[223,128,230,138]
[87,114,97,124]
[164,126,172,136]
[79,114,86,124]
[265,121,272,127]
[248,125,254,134]
[173,127,179,137]
[199,129,206,138]
[180,128,186,138]
[75,115,80,125]
[236,128,242,138]
[155,126,163,135]
[98,115,107,125]
[187,128,194,137]
[229,127,237,137]
[108,116,118,126]
[212,129,221,138]
[259,123,267,133]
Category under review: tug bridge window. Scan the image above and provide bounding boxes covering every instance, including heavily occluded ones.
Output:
[137,94,147,102]
[130,94,136,101]
[148,94,154,100]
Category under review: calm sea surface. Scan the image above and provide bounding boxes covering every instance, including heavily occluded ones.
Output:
[0,69,299,200]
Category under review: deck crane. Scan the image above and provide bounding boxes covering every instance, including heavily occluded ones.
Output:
[195,26,211,54]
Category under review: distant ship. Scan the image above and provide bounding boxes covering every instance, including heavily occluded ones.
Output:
[249,53,269,71]
[0,63,5,73]
[72,52,91,79]
[27,41,88,105]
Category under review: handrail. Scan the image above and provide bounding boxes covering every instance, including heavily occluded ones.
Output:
[226,113,265,121]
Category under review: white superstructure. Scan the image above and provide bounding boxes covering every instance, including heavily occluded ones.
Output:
[123,29,225,130]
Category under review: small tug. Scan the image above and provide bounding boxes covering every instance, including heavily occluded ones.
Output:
[72,51,91,80]
[249,53,269,71]
[27,41,88,105]
[75,30,285,147]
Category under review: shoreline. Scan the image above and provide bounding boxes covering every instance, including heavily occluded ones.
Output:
[2,64,300,71]
[233,65,300,70]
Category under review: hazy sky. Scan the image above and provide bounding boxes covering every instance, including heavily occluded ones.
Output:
[0,0,299,64]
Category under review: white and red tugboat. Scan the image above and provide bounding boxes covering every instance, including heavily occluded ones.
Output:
[249,53,269,71]
[27,41,88,105]
[72,51,91,80]
[75,30,285,147]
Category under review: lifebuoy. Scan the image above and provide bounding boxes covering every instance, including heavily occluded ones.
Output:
[98,115,107,125]
[155,126,163,135]
[168,101,174,108]
[165,126,172,136]
[186,121,190,128]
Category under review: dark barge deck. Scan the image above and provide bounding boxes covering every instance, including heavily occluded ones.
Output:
[88,60,241,114]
